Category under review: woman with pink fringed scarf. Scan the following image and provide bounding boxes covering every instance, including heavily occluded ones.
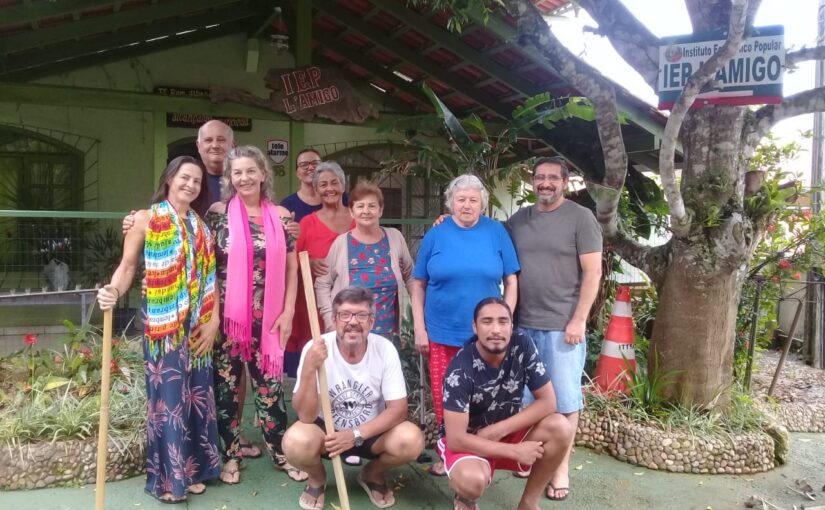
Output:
[205,145,308,485]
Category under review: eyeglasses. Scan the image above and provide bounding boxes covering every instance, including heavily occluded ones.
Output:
[533,175,564,183]
[297,160,321,169]
[336,311,373,322]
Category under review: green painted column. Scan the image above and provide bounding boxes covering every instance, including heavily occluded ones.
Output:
[153,111,167,184]
[288,0,313,194]
[289,122,304,194]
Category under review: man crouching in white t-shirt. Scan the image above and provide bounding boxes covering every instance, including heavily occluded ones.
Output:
[283,286,424,509]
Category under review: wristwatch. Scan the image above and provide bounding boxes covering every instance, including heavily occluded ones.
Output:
[352,427,364,447]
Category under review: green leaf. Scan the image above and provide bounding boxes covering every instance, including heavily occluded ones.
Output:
[44,376,71,391]
[422,83,473,156]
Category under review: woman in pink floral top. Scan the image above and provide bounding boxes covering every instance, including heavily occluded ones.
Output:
[315,182,414,336]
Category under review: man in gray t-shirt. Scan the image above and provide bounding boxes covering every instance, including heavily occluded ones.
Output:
[504,156,602,501]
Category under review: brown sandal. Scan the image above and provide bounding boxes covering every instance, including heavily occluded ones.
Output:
[299,484,325,510]
[357,472,395,508]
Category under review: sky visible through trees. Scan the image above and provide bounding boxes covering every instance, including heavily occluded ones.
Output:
[552,0,817,178]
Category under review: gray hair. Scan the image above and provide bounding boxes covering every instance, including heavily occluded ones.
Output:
[221,145,275,202]
[312,161,347,190]
[332,286,375,314]
[444,174,488,213]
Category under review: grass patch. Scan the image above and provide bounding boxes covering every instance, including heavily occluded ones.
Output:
[584,366,774,438]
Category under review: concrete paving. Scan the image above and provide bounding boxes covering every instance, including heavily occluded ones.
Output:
[2,431,823,510]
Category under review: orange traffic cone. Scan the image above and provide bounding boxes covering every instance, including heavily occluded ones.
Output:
[594,285,636,392]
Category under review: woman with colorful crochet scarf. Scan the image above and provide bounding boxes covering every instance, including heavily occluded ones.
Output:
[204,146,305,485]
[97,156,221,504]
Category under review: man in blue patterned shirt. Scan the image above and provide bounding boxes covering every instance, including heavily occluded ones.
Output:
[439,297,573,510]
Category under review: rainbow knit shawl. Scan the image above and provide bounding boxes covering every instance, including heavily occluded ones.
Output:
[144,200,216,362]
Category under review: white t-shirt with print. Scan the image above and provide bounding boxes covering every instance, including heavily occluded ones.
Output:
[294,332,407,430]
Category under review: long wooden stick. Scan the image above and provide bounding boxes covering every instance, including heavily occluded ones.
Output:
[95,308,113,510]
[299,251,351,510]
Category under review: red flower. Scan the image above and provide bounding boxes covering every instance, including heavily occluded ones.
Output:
[803,210,813,220]
[79,347,93,359]
[361,273,369,282]
[793,272,802,280]
[110,359,119,372]
[766,223,776,232]
[778,259,792,270]
[23,333,37,346]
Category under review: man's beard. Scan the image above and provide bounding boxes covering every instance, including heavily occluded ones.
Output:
[478,338,507,355]
[537,189,562,206]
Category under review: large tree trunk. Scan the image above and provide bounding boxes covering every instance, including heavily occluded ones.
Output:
[651,240,744,406]
[647,106,758,407]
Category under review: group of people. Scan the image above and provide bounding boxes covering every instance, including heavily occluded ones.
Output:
[97,119,602,510]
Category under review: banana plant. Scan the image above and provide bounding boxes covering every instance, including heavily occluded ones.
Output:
[378,82,603,214]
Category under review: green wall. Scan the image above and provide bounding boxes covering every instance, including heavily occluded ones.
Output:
[0,33,404,212]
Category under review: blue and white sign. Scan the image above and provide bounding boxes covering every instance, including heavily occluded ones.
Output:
[658,25,784,109]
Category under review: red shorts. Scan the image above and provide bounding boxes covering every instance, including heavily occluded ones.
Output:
[436,427,532,482]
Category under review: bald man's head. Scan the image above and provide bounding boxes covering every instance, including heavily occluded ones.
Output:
[196,120,234,175]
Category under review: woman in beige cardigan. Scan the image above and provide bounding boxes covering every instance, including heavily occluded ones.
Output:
[315,182,414,336]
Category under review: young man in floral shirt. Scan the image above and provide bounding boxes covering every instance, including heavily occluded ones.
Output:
[439,297,573,510]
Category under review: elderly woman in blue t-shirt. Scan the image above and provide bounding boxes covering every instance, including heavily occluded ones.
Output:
[410,173,520,476]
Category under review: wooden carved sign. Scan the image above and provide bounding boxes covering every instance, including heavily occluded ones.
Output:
[210,66,378,124]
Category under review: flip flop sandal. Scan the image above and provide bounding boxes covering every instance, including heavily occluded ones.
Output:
[299,484,326,510]
[513,468,531,479]
[158,493,186,504]
[187,483,207,495]
[220,460,241,485]
[453,494,479,510]
[357,473,396,509]
[239,440,262,458]
[427,462,447,477]
[547,483,570,501]
[275,456,310,482]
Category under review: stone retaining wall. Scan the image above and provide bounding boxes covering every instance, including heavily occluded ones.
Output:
[6,401,796,490]
[769,403,825,433]
[576,409,781,474]
[0,431,146,490]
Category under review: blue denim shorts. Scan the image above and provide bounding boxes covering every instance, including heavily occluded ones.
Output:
[520,328,585,413]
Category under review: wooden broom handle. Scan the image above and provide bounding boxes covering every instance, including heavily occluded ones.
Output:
[299,251,350,510]
[95,308,113,510]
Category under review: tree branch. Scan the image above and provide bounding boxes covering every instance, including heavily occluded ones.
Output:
[659,0,749,238]
[577,0,659,89]
[606,230,669,287]
[745,87,825,148]
[786,46,825,67]
[506,0,628,235]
